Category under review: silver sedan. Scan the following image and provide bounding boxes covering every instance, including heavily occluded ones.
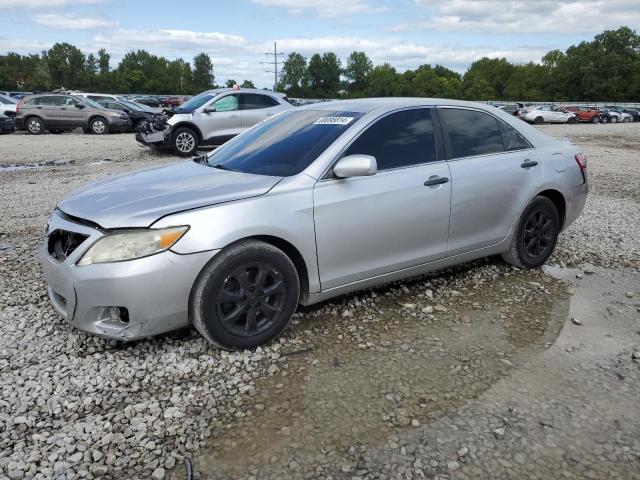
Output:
[41,98,588,349]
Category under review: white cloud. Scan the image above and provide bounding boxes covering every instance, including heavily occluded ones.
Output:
[250,0,387,17]
[93,29,248,56]
[32,13,116,30]
[0,0,104,7]
[398,0,640,33]
[271,36,547,70]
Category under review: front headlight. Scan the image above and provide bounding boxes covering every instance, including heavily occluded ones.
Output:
[77,226,188,266]
[107,111,121,117]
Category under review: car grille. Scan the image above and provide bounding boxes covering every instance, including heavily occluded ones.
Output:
[47,229,89,262]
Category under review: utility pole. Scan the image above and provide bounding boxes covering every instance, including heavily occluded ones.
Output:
[262,42,284,90]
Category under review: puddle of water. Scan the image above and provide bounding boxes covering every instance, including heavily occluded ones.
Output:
[0,159,75,172]
[188,270,570,478]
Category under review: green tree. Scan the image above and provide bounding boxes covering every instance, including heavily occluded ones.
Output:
[225,79,237,88]
[240,79,256,88]
[43,42,86,89]
[364,63,400,97]
[463,57,514,100]
[192,52,215,92]
[345,51,372,94]
[280,52,307,97]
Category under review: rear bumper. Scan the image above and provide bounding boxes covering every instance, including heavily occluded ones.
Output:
[563,182,588,231]
[41,210,217,341]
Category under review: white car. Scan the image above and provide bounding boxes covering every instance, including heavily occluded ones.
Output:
[136,88,293,156]
[520,105,577,124]
[605,108,632,123]
[0,94,18,116]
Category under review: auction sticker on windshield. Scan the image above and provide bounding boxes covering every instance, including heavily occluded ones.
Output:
[313,116,355,125]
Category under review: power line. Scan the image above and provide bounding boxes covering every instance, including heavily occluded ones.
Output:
[261,42,285,90]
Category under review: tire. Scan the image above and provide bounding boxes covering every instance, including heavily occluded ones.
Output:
[502,196,560,269]
[591,116,600,124]
[191,240,300,350]
[623,117,631,123]
[611,116,617,123]
[567,117,577,124]
[172,127,198,156]
[26,116,44,135]
[90,117,109,134]
[534,116,544,125]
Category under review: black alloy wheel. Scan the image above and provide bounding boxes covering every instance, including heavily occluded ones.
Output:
[191,240,300,350]
[217,262,287,336]
[502,196,560,269]
[522,209,555,260]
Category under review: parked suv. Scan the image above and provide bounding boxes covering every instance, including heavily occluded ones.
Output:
[16,94,131,134]
[137,88,293,155]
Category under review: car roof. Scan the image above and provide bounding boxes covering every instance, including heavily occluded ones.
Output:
[201,88,286,98]
[295,97,507,114]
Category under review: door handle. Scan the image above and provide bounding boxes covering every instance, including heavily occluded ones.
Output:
[424,176,449,186]
[228,114,239,118]
[265,112,274,116]
[521,160,538,168]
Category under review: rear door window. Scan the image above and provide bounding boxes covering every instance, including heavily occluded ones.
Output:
[344,108,436,170]
[498,121,531,151]
[439,108,505,159]
[241,94,279,110]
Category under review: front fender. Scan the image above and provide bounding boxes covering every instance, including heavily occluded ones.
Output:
[152,176,320,293]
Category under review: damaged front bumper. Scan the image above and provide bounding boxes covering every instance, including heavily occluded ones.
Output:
[136,113,172,147]
[41,209,216,341]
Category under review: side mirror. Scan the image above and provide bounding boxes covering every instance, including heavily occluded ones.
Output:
[205,106,216,113]
[333,154,377,178]
[76,104,85,109]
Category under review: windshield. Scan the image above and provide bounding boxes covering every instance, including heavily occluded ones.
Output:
[174,92,218,113]
[206,110,364,177]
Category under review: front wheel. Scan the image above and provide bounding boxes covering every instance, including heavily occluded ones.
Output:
[534,116,544,125]
[191,240,300,350]
[502,196,560,269]
[610,116,618,123]
[90,117,109,134]
[172,127,198,156]
[567,117,577,124]
[623,117,631,123]
[592,116,601,124]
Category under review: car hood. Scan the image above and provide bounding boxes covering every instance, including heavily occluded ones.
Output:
[58,161,282,228]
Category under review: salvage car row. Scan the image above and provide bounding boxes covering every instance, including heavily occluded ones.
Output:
[497,103,639,124]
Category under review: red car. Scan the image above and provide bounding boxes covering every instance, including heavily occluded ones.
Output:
[562,106,603,123]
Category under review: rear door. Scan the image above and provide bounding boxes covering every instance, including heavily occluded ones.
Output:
[199,93,241,143]
[438,107,543,255]
[33,96,63,126]
[314,108,451,289]
[239,93,282,128]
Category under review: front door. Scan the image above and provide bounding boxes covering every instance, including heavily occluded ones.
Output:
[314,108,451,290]
[198,93,241,143]
[58,96,87,127]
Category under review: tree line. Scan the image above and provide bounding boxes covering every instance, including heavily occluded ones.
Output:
[0,44,254,95]
[1,27,638,101]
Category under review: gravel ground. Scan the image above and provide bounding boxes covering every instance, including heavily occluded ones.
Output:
[0,123,639,480]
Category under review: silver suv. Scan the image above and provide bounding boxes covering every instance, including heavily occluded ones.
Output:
[16,94,131,134]
[136,88,293,155]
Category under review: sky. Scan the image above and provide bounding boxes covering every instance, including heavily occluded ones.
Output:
[1,0,638,88]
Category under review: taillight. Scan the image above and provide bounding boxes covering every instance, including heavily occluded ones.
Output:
[16,99,23,113]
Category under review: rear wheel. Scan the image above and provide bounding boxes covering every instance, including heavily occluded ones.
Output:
[90,117,109,134]
[191,240,300,350]
[172,127,198,156]
[591,115,600,124]
[567,117,577,124]
[502,196,560,269]
[534,116,544,125]
[611,116,618,123]
[26,117,44,134]
[623,117,631,123]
